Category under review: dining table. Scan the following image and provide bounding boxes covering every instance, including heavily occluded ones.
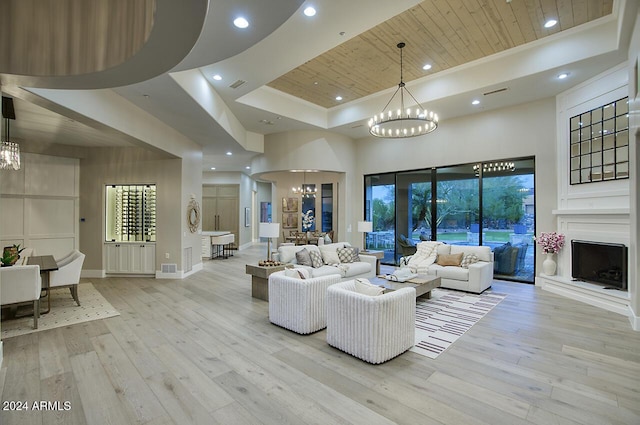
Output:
[27,255,59,314]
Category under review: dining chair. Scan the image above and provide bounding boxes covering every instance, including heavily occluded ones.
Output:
[49,250,85,306]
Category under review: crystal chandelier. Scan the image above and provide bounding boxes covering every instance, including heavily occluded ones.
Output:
[368,42,438,138]
[291,171,317,198]
[1,117,20,171]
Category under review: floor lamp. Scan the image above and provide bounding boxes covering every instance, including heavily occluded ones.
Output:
[357,221,372,251]
[259,222,280,260]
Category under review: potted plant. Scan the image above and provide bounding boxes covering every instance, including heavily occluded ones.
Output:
[2,244,25,266]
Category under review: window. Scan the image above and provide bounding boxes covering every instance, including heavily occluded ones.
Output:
[321,183,333,232]
[364,157,535,283]
[570,97,629,184]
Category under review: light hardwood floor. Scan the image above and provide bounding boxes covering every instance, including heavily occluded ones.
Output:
[1,245,639,425]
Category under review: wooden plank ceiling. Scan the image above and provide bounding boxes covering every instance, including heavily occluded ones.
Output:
[267,0,613,108]
[0,0,155,77]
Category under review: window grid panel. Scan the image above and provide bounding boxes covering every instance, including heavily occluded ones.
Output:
[569,97,629,185]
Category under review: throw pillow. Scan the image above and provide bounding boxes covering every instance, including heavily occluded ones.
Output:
[284,268,309,279]
[309,250,323,268]
[295,248,313,267]
[354,278,384,296]
[324,234,332,244]
[460,253,479,268]
[319,245,340,265]
[436,252,464,266]
[337,247,360,263]
[436,243,451,256]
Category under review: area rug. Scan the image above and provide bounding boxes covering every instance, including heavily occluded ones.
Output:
[411,289,506,359]
[1,282,119,339]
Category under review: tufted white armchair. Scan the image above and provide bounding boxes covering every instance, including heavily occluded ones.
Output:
[268,270,341,334]
[326,280,415,364]
[0,265,42,328]
[49,250,85,306]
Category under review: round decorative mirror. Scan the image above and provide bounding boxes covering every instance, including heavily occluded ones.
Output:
[187,196,200,233]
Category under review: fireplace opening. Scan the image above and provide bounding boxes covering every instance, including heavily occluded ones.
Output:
[571,240,628,290]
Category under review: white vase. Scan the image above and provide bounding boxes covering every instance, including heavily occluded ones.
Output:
[542,253,557,275]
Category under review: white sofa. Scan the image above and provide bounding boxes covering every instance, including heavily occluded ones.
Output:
[273,242,376,281]
[401,242,493,293]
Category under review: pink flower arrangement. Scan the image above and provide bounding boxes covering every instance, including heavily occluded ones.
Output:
[534,232,565,254]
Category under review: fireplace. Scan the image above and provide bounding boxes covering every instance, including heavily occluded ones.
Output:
[571,240,628,290]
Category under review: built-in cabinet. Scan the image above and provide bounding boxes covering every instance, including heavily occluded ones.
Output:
[104,184,157,274]
[105,184,156,242]
[202,185,239,245]
[105,243,155,274]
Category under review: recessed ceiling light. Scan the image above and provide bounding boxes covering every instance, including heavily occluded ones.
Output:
[472,99,480,105]
[422,64,432,70]
[211,167,216,170]
[558,73,569,79]
[212,74,222,81]
[226,151,232,156]
[245,166,251,170]
[303,6,316,17]
[544,19,557,28]
[233,17,249,28]
[335,96,343,101]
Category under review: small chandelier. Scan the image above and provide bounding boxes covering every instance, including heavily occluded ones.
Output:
[368,42,438,138]
[473,162,515,176]
[292,171,317,198]
[1,117,20,171]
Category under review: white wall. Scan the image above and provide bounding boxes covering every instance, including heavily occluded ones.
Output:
[254,130,358,245]
[1,153,79,258]
[555,64,630,274]
[627,6,640,327]
[354,97,558,268]
[201,171,254,249]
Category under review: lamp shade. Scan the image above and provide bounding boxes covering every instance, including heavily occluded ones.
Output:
[259,222,280,238]
[357,221,373,233]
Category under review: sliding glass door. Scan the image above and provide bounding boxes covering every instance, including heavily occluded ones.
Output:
[364,174,395,264]
[481,159,534,281]
[364,157,535,283]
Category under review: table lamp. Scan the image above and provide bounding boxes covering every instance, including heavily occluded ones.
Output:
[259,222,280,260]
[357,221,372,251]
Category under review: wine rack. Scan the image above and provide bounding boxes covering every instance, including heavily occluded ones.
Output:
[106,184,156,242]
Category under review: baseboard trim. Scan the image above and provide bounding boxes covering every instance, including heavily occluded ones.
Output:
[82,269,106,279]
[629,305,640,331]
[183,262,203,278]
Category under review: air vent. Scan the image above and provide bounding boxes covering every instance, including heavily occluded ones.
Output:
[483,87,509,96]
[229,79,246,89]
[161,263,177,274]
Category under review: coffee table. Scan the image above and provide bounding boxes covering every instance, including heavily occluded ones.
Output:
[370,274,441,299]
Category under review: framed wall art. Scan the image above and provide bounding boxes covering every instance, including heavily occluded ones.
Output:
[282,197,298,213]
[282,213,298,229]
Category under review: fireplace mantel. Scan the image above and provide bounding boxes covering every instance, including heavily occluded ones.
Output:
[552,208,629,216]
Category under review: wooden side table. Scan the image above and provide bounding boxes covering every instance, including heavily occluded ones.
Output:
[361,250,384,275]
[245,264,286,301]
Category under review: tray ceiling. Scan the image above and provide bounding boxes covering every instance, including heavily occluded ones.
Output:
[267,0,613,108]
